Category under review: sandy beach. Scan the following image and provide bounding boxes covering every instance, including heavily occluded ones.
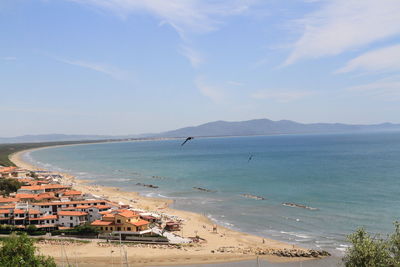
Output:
[10,146,326,266]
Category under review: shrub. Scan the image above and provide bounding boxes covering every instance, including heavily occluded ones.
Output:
[0,232,56,267]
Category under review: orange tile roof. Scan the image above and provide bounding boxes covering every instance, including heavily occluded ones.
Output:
[0,210,11,214]
[0,197,20,203]
[32,200,106,206]
[63,190,82,196]
[0,167,17,173]
[95,205,111,210]
[91,220,113,226]
[117,210,137,218]
[28,209,41,214]
[58,211,87,216]
[38,215,57,220]
[132,219,149,227]
[13,209,26,214]
[0,204,15,209]
[75,205,92,209]
[15,194,37,199]
[20,184,71,191]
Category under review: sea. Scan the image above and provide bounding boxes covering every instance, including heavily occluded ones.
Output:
[23,131,400,256]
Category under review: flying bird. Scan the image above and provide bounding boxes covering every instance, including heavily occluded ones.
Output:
[181,137,194,146]
[248,154,253,162]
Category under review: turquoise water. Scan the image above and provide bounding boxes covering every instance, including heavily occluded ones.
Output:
[25,132,400,255]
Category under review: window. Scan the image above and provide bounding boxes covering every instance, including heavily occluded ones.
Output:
[70,217,73,220]
[105,227,108,230]
[117,227,121,231]
[117,219,121,223]
[100,227,103,230]
[127,227,131,231]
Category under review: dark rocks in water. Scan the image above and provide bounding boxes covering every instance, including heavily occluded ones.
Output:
[282,202,318,210]
[193,187,216,193]
[271,249,330,258]
[136,183,159,189]
[241,194,265,200]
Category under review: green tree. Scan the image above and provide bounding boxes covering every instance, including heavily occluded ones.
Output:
[0,178,23,196]
[389,222,400,266]
[0,233,56,267]
[343,228,394,267]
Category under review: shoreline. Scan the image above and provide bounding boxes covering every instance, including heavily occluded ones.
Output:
[9,146,328,266]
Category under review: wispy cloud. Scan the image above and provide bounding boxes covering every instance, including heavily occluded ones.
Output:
[195,77,226,103]
[251,89,315,103]
[2,56,17,61]
[179,45,204,68]
[346,76,400,101]
[336,44,400,74]
[285,0,400,65]
[68,0,255,37]
[56,58,131,80]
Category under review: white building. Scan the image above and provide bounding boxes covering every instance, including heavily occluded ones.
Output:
[57,211,88,228]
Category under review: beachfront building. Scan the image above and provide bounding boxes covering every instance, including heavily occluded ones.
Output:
[17,184,71,194]
[91,209,149,233]
[29,199,111,215]
[62,204,112,222]
[58,211,88,227]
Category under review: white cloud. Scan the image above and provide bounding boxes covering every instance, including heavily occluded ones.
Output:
[346,77,400,101]
[195,77,226,103]
[251,89,315,103]
[179,45,204,68]
[57,58,131,80]
[337,44,400,73]
[68,0,254,37]
[285,0,400,65]
[2,56,17,61]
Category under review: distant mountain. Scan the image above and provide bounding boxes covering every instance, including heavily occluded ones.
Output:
[2,119,400,144]
[155,119,400,138]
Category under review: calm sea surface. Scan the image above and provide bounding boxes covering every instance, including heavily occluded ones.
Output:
[24,132,400,255]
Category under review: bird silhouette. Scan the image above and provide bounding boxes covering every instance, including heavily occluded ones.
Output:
[248,154,253,162]
[181,137,194,146]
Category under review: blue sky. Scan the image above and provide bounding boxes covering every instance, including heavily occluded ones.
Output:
[1,0,400,137]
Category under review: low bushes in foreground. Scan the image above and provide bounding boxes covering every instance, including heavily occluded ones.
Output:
[343,222,400,267]
[0,233,56,267]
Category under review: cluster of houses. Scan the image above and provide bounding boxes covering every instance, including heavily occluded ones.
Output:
[0,166,156,235]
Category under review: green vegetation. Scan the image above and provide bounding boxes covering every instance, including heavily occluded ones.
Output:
[51,224,99,236]
[0,178,23,196]
[0,233,56,267]
[0,225,46,236]
[343,222,400,267]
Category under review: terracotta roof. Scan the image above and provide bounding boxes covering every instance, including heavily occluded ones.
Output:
[117,210,137,218]
[91,220,113,226]
[32,200,106,206]
[15,194,37,199]
[63,190,82,196]
[20,184,71,191]
[75,205,92,209]
[28,209,41,215]
[13,209,26,214]
[132,219,149,227]
[103,213,115,218]
[38,215,57,220]
[58,211,87,216]
[95,205,111,210]
[0,210,10,214]
[0,204,15,209]
[0,167,17,173]
[0,197,19,203]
